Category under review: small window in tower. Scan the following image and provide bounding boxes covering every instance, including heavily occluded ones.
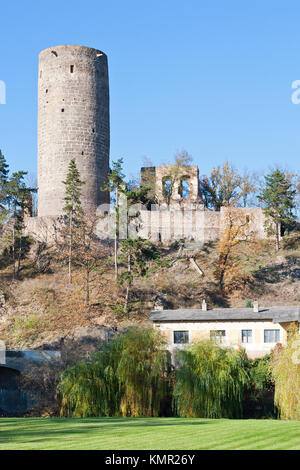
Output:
[81,151,84,156]
[92,128,95,133]
[61,108,64,112]
[70,65,74,73]
[246,215,250,223]
[45,89,48,93]
[40,70,42,78]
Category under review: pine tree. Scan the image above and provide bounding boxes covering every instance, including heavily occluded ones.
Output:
[6,171,35,279]
[62,159,85,284]
[258,169,296,251]
[0,150,9,222]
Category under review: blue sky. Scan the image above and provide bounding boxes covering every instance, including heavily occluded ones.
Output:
[0,0,300,182]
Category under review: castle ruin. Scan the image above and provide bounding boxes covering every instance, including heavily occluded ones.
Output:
[25,45,267,244]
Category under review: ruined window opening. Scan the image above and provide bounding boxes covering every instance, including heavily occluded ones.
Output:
[162,177,172,199]
[45,89,48,93]
[81,151,84,156]
[179,177,190,199]
[70,65,74,73]
[246,215,250,223]
[92,128,95,133]
[61,108,64,112]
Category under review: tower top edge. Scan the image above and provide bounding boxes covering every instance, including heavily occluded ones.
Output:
[39,45,107,57]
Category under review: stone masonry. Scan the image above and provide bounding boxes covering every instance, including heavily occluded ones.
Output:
[38,45,109,217]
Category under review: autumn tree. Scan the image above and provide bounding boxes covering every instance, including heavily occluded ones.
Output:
[214,208,255,291]
[61,159,85,284]
[199,162,255,211]
[257,169,296,251]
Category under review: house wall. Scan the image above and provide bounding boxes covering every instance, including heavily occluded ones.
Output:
[155,320,289,359]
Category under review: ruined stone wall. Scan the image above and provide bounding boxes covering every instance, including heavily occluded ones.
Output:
[38,45,109,217]
[141,165,201,204]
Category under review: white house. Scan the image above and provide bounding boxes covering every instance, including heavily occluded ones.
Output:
[149,304,300,359]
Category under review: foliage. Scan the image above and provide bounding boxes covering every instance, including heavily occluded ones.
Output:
[1,170,36,278]
[118,237,159,313]
[199,162,256,211]
[214,208,255,291]
[173,340,249,418]
[242,354,275,418]
[0,150,9,221]
[258,169,296,251]
[272,327,300,420]
[71,212,110,305]
[60,159,85,283]
[58,326,170,418]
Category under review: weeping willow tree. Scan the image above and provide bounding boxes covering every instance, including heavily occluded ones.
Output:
[272,327,300,420]
[58,326,170,417]
[173,341,249,418]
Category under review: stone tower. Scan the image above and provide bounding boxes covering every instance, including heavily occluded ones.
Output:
[37,45,109,217]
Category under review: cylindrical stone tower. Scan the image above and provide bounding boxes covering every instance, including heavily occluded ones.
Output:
[37,45,109,217]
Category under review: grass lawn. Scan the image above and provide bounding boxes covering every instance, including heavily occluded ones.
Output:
[0,417,300,450]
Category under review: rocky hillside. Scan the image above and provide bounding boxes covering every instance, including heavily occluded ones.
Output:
[0,233,299,350]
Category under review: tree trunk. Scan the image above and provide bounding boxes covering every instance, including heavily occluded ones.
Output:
[114,232,118,281]
[114,187,119,280]
[68,211,73,284]
[16,235,22,279]
[85,264,89,306]
[124,252,131,315]
[12,221,15,281]
[124,286,129,314]
[275,222,280,251]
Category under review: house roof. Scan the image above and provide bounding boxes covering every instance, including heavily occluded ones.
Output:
[149,306,300,323]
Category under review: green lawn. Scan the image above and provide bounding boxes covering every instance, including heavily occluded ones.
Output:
[0,417,300,450]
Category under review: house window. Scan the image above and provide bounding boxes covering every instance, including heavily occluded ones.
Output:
[264,330,280,343]
[174,331,189,344]
[210,330,226,344]
[242,330,252,343]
